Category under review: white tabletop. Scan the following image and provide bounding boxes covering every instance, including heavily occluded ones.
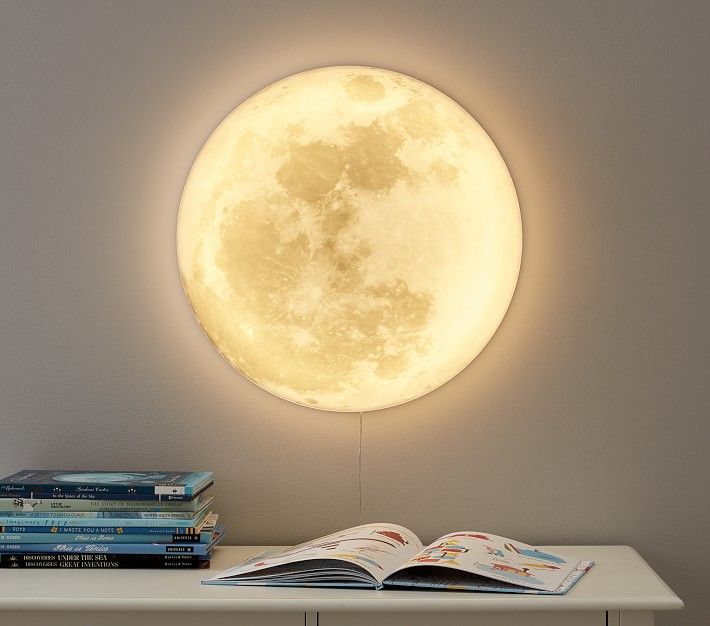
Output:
[0,545,683,613]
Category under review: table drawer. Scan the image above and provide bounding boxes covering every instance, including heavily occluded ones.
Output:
[0,611,303,626]
[318,611,606,626]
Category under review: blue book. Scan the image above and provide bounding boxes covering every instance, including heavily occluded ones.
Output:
[0,534,221,555]
[0,497,213,520]
[0,525,205,534]
[0,494,212,513]
[0,508,210,528]
[0,553,212,569]
[0,492,215,502]
[0,471,213,501]
[0,528,218,544]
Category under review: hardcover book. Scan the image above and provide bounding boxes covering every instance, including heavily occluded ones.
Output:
[0,470,213,501]
[0,553,211,569]
[0,493,211,513]
[0,493,213,502]
[0,505,211,528]
[0,497,213,520]
[1,525,205,534]
[0,529,216,544]
[0,512,219,537]
[204,523,594,595]
[0,531,222,555]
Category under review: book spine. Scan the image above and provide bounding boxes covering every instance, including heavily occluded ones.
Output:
[0,490,199,502]
[0,525,201,534]
[0,484,161,497]
[0,554,210,569]
[0,532,208,543]
[0,474,213,499]
[0,515,206,528]
[0,542,210,555]
[0,498,203,513]
[0,510,201,520]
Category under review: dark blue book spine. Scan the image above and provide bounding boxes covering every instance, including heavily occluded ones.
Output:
[0,485,155,497]
[0,553,210,569]
[0,542,212,555]
[0,525,201,534]
[0,488,211,502]
[0,532,207,543]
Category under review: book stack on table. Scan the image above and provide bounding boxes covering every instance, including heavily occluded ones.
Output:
[0,470,222,569]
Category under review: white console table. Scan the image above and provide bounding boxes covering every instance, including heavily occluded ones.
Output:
[0,545,682,625]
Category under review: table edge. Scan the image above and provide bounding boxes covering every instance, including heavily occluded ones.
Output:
[0,544,685,612]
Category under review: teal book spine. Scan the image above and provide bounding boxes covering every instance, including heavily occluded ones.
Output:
[0,495,210,513]
[0,531,212,543]
[0,498,212,520]
[0,525,203,534]
[0,542,214,555]
[0,510,209,528]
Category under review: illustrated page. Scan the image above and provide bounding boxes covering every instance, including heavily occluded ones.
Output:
[387,531,580,591]
[207,523,422,584]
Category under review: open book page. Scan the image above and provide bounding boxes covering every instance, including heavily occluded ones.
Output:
[204,523,422,586]
[384,560,593,594]
[385,531,589,592]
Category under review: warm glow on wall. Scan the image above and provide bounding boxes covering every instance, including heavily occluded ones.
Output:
[177,66,522,411]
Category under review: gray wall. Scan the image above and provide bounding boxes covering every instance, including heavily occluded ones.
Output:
[1,1,707,623]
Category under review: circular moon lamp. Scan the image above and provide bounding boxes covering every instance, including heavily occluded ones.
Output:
[177,66,522,412]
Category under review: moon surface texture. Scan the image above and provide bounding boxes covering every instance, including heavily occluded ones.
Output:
[177,66,522,412]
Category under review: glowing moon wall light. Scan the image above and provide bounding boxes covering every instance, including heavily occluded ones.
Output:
[177,66,522,412]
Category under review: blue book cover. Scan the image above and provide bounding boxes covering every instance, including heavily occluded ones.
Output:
[0,471,213,500]
[0,533,221,555]
[0,525,204,534]
[0,528,218,544]
[0,497,213,520]
[0,508,210,528]
[0,494,211,513]
[0,492,213,502]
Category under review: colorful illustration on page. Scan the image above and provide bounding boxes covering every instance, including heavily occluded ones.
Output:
[373,529,409,545]
[476,562,544,586]
[411,539,468,566]
[220,524,419,579]
[503,543,566,564]
[332,552,384,570]
[484,545,505,558]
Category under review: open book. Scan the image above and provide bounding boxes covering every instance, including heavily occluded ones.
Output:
[204,523,593,594]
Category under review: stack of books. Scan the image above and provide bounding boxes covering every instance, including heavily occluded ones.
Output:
[0,470,222,569]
